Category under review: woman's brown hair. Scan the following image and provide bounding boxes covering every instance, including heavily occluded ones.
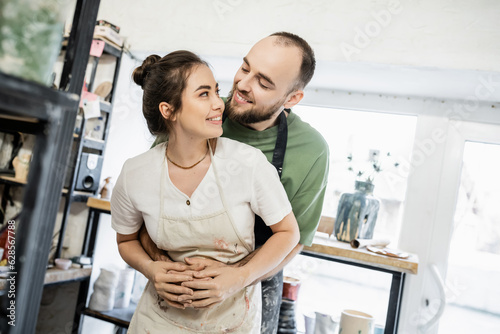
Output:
[132,50,208,136]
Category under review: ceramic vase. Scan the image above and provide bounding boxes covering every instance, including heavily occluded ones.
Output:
[338,309,374,334]
[334,181,380,242]
[278,299,297,333]
[88,268,118,311]
[12,153,31,182]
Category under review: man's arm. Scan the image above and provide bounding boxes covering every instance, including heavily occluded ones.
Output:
[252,242,303,282]
[181,212,299,308]
[197,242,302,284]
[117,231,195,309]
[137,224,208,308]
[139,224,170,262]
[188,145,329,287]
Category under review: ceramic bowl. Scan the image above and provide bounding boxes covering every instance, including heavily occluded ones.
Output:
[55,258,72,270]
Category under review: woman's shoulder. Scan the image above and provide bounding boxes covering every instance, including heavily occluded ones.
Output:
[122,142,166,173]
[216,137,263,160]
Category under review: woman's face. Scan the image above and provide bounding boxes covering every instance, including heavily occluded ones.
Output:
[172,64,224,140]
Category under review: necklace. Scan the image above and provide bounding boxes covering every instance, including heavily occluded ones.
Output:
[166,144,209,169]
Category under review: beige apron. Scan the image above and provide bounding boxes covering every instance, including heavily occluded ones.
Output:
[128,147,261,333]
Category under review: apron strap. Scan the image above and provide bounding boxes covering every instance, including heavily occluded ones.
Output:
[209,142,253,253]
[254,110,289,247]
[271,110,288,178]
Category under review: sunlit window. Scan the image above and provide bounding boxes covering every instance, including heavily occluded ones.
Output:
[294,105,417,244]
[439,141,500,333]
[287,105,417,331]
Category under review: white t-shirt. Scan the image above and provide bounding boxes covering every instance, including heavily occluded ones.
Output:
[111,138,292,249]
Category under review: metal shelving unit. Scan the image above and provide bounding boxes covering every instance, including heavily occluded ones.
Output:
[0,73,79,334]
[55,39,123,261]
[0,0,101,333]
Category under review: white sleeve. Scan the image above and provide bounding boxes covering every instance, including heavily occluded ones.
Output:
[110,161,144,235]
[250,151,292,226]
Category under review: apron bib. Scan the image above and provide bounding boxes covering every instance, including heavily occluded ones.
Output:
[128,145,261,333]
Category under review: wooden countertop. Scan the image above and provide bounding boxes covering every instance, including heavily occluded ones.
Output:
[303,233,418,275]
[44,267,92,285]
[87,197,111,212]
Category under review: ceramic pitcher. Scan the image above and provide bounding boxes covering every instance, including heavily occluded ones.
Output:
[338,309,374,334]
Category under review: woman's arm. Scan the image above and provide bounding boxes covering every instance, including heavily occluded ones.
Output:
[180,211,299,308]
[116,232,196,308]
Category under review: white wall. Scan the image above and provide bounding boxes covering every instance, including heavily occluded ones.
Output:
[97,0,500,72]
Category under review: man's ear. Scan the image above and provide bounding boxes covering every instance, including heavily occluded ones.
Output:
[159,102,175,121]
[283,90,304,109]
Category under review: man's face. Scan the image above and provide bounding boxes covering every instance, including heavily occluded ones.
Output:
[225,36,302,125]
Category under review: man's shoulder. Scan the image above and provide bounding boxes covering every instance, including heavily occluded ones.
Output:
[288,113,329,153]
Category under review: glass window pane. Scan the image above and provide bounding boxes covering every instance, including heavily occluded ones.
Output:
[439,141,500,333]
[294,105,417,244]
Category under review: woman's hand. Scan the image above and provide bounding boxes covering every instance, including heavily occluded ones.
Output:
[179,265,248,308]
[144,260,201,309]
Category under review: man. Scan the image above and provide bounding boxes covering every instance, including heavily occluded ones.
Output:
[141,31,329,333]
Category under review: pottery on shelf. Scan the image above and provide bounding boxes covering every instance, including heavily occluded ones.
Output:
[334,181,380,242]
[282,276,301,301]
[100,176,114,199]
[314,312,338,334]
[12,153,31,183]
[338,309,375,334]
[54,258,71,270]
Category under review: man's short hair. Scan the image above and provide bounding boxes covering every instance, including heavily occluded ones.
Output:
[270,32,316,91]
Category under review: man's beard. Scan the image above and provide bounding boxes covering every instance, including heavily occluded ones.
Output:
[225,88,286,125]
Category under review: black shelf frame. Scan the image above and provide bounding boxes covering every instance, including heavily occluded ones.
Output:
[0,73,77,121]
[300,250,406,334]
[0,0,101,333]
[0,75,79,334]
[55,38,123,261]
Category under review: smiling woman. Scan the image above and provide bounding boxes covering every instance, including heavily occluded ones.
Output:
[109,50,299,333]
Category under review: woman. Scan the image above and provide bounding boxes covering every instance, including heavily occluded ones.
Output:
[111,50,299,333]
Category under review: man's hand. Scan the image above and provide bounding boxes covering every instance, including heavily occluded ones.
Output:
[179,265,248,309]
[145,260,200,309]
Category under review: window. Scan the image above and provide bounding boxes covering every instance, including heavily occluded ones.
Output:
[287,105,417,331]
[294,105,417,244]
[438,141,500,333]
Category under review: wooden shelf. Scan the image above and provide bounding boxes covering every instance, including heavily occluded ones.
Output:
[82,302,136,328]
[303,233,419,275]
[87,197,110,212]
[0,175,27,186]
[44,267,92,285]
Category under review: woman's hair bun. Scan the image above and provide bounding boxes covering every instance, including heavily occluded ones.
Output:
[132,54,161,88]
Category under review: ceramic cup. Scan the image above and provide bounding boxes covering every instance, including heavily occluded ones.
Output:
[339,309,375,334]
[282,276,301,301]
[304,312,316,334]
[314,312,338,334]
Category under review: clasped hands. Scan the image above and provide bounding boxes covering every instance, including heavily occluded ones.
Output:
[147,256,247,310]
